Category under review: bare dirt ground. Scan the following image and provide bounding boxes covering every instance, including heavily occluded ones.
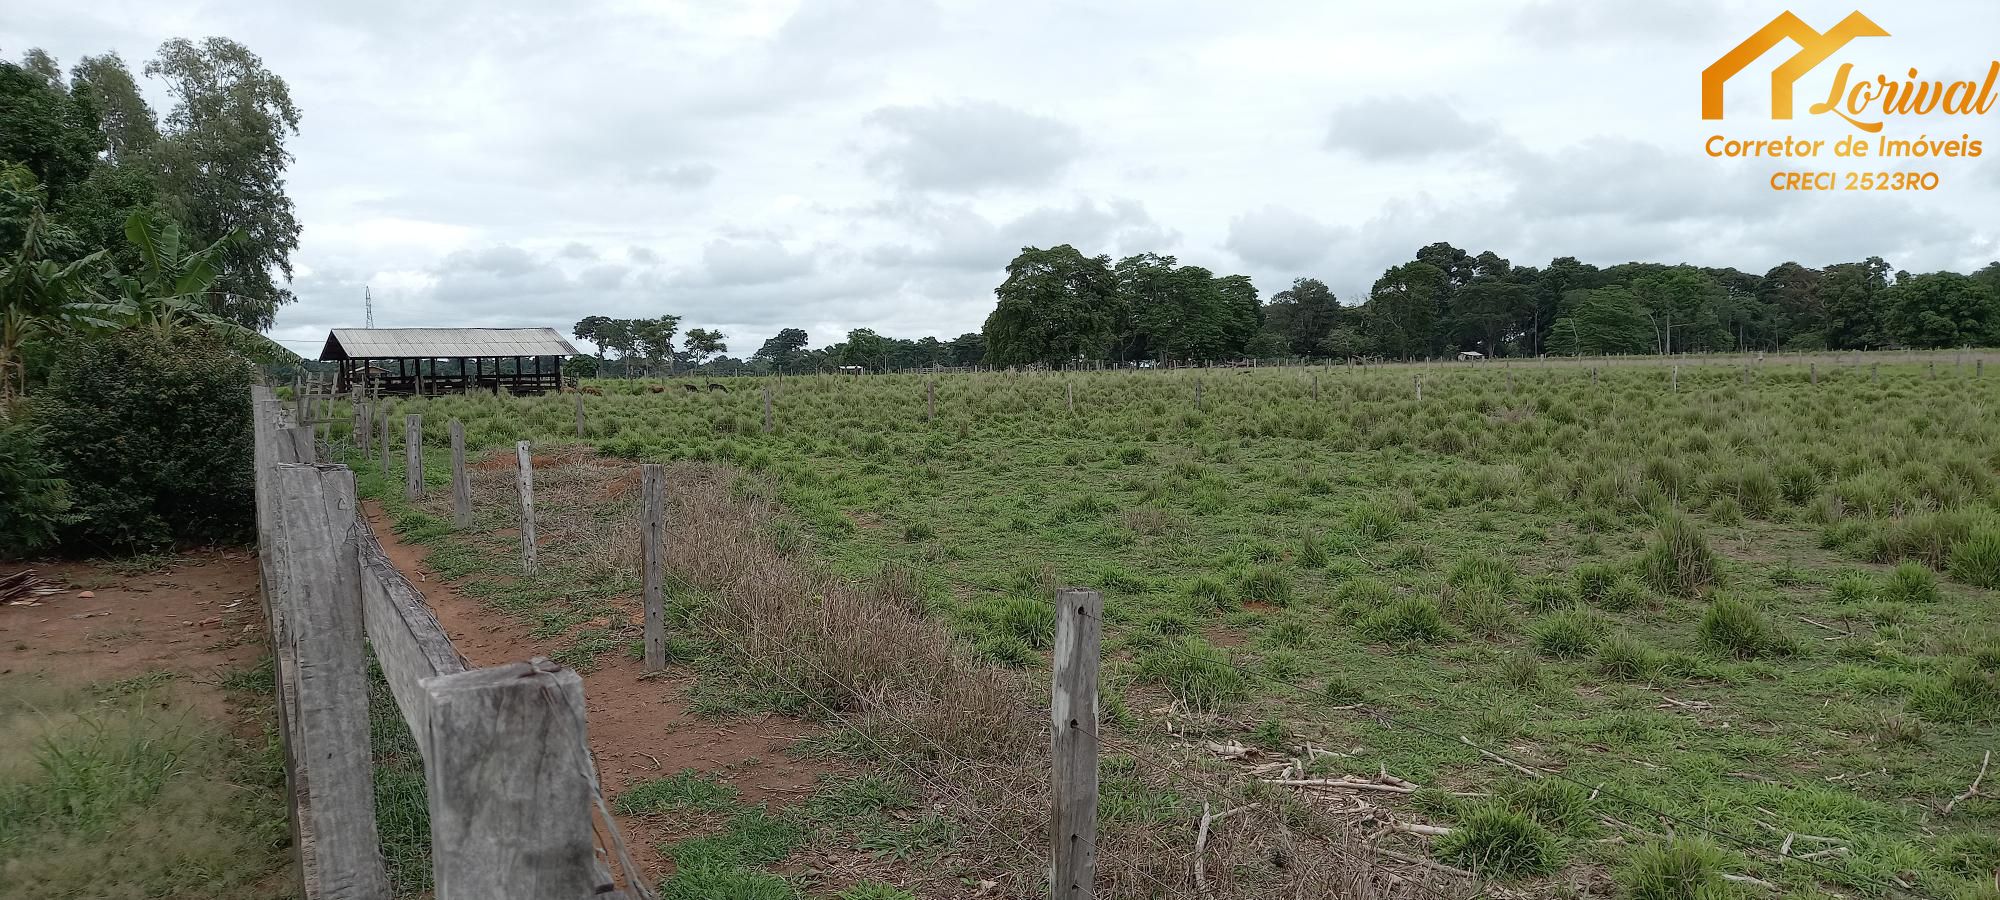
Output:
[359,500,838,884]
[0,549,266,714]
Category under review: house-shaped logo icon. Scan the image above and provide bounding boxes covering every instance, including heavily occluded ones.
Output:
[1702,11,1889,120]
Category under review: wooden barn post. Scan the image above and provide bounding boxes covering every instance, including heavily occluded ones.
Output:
[404,415,424,500]
[450,419,471,529]
[640,464,666,673]
[516,441,537,574]
[1051,587,1102,900]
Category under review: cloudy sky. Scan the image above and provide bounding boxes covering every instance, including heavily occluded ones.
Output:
[8,0,1999,357]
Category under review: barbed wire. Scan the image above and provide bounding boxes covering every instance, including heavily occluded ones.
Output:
[861,553,1930,899]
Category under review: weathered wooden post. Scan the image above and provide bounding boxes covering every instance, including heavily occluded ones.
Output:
[450,419,471,529]
[379,410,392,475]
[1591,366,1598,387]
[404,415,425,500]
[1873,363,1880,384]
[1979,359,1985,378]
[764,384,775,433]
[357,400,372,456]
[1929,361,1937,380]
[1051,587,1102,900]
[573,393,586,438]
[516,441,537,574]
[1414,374,1422,402]
[1671,365,1678,393]
[420,659,600,900]
[270,463,391,899]
[640,464,666,673]
[1312,373,1319,402]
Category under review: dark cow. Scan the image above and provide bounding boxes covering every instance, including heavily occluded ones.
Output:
[706,382,728,392]
[681,383,700,393]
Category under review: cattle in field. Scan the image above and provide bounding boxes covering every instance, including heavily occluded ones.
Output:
[647,384,666,393]
[681,383,700,393]
[706,382,728,392]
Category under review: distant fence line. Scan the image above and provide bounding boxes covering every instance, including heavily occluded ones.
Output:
[250,386,643,900]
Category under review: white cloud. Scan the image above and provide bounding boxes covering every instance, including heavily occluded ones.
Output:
[6,0,1990,356]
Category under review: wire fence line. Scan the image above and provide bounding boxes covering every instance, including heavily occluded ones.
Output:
[860,553,1931,899]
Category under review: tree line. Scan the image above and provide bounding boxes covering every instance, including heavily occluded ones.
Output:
[978,243,2000,366]
[570,318,987,376]
[3,40,302,555]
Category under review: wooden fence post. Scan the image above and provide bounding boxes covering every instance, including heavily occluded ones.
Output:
[640,464,666,673]
[270,463,391,900]
[1873,363,1880,384]
[1414,374,1422,402]
[379,410,392,475]
[404,415,424,500]
[1312,374,1319,402]
[516,441,537,574]
[357,401,372,456]
[574,393,586,438]
[1195,378,1203,411]
[1929,361,1937,380]
[764,385,775,433]
[1671,365,1678,392]
[1979,359,1985,378]
[1051,587,1102,900]
[450,419,471,529]
[420,659,601,900]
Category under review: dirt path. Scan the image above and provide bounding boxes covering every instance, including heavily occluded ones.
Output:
[0,549,267,714]
[359,500,834,883]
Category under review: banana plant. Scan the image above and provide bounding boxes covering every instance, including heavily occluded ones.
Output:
[107,211,289,361]
[0,209,110,408]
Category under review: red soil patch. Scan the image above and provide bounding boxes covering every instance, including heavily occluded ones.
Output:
[359,501,834,883]
[0,550,267,720]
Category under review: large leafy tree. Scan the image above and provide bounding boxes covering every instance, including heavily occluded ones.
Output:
[984,245,1117,367]
[146,37,302,330]
[683,327,726,366]
[1552,286,1652,355]
[1884,271,1997,348]
[1364,262,1445,359]
[1820,257,1889,349]
[752,328,810,373]
[1633,267,1727,353]
[1268,277,1339,356]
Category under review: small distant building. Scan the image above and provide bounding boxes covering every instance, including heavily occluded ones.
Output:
[1458,350,1485,361]
[318,327,580,396]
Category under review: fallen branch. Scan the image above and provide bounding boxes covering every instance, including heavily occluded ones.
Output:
[1721,873,1778,891]
[1264,778,1416,794]
[1797,615,1850,635]
[1944,749,1990,815]
[1371,846,1474,879]
[1461,735,1540,778]
[1793,846,1850,862]
[1192,802,1259,898]
[1388,822,1453,837]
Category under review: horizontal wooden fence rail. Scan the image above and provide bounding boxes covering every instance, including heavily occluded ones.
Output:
[249,388,637,900]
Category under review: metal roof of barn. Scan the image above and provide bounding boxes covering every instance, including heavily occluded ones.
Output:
[319,328,579,360]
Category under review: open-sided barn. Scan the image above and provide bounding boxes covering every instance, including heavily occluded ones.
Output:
[318,327,579,396]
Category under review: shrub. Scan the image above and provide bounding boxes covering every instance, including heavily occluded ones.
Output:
[1882,562,1941,603]
[1179,576,1230,612]
[1239,566,1291,605]
[39,331,256,551]
[1355,597,1449,643]
[0,420,75,556]
[1910,661,1999,724]
[1574,563,1618,604]
[1828,571,1876,604]
[1501,778,1594,833]
[1532,610,1603,658]
[1617,839,1731,900]
[1347,503,1399,541]
[1135,637,1247,711]
[1698,597,1792,659]
[1596,632,1660,679]
[1599,574,1650,612]
[1525,577,1574,611]
[1641,515,1718,597]
[1948,529,2000,588]
[1432,802,1561,878]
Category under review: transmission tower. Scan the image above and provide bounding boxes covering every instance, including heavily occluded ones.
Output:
[364,286,374,328]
